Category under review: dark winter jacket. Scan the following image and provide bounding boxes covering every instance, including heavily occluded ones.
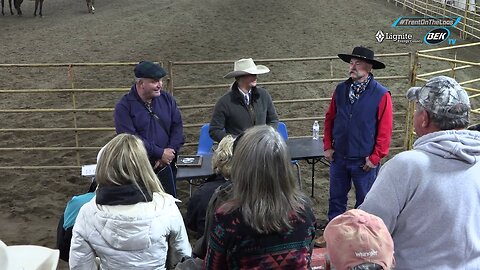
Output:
[209,82,278,142]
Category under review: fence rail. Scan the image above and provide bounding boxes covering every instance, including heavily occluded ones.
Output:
[1,44,479,170]
[404,41,480,148]
[387,0,480,39]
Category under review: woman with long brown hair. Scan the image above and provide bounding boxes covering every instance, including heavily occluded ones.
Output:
[204,125,316,269]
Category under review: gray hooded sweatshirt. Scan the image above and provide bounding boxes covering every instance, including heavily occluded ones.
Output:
[360,130,480,270]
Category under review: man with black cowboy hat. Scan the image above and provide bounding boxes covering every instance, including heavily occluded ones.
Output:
[209,58,279,142]
[114,60,184,197]
[323,46,393,222]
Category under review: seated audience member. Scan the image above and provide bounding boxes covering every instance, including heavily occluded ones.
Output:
[360,76,480,269]
[57,147,104,262]
[56,178,96,262]
[323,209,395,270]
[191,135,237,259]
[186,135,235,234]
[204,125,316,269]
[69,134,192,269]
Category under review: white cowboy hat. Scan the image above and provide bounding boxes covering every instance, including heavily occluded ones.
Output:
[0,240,60,270]
[223,58,270,79]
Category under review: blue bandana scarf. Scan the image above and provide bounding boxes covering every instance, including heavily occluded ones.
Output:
[349,74,372,104]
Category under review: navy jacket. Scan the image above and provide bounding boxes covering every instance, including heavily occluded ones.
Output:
[114,85,184,163]
[332,78,388,158]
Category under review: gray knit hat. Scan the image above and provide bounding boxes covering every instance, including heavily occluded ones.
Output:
[406,76,470,119]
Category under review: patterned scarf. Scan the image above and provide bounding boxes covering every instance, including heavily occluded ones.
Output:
[349,74,372,104]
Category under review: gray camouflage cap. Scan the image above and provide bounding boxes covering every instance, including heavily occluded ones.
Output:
[406,76,470,119]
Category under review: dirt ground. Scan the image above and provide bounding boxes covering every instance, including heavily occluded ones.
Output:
[0,0,478,269]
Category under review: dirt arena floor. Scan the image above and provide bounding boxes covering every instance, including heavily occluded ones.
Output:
[0,0,478,268]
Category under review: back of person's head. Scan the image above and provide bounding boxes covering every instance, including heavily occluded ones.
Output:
[324,209,394,270]
[212,135,235,179]
[229,125,308,234]
[95,133,164,199]
[406,75,470,130]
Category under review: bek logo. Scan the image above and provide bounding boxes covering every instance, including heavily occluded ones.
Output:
[424,28,450,45]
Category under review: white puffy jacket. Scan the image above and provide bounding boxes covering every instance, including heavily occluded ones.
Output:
[69,193,192,270]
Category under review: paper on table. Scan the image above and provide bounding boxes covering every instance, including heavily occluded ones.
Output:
[81,164,97,176]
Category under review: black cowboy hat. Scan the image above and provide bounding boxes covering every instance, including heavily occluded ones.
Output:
[338,47,385,69]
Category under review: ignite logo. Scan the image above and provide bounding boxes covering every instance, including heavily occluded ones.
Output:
[375,30,421,44]
[375,30,385,43]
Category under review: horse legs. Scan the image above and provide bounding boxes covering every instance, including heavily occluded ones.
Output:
[2,0,14,15]
[86,0,94,14]
[34,0,43,16]
[13,0,22,15]
[8,0,13,15]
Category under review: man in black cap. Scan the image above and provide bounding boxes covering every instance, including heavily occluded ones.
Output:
[323,47,393,222]
[114,61,184,197]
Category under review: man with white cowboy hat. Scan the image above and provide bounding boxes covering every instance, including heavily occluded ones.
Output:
[323,46,393,224]
[209,58,279,142]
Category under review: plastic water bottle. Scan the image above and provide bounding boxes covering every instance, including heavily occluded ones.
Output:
[312,120,320,140]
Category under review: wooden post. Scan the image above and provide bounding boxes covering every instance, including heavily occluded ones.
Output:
[404,52,418,150]
[167,61,174,96]
[463,1,470,39]
[451,50,458,78]
[329,59,333,78]
[67,64,81,166]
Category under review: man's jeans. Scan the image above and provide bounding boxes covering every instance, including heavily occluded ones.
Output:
[327,156,377,221]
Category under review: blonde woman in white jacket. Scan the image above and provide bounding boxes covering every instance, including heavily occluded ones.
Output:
[69,134,192,270]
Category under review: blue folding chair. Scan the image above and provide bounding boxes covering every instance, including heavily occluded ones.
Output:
[183,123,215,197]
[277,122,302,188]
[197,123,214,155]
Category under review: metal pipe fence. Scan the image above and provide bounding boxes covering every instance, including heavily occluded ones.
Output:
[387,0,480,39]
[0,49,465,170]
